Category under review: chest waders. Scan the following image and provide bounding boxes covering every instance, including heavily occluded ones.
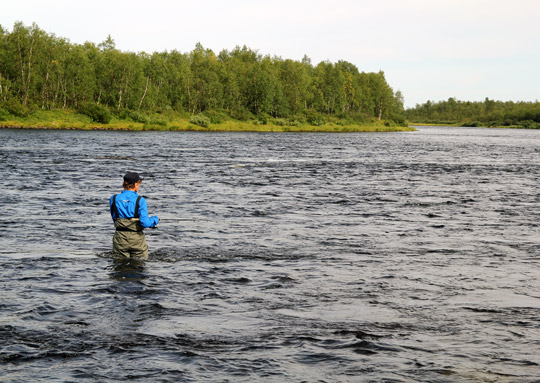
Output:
[112,195,149,259]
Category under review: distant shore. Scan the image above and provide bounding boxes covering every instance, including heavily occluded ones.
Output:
[409,122,540,129]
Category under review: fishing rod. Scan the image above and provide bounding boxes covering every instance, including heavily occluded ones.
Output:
[140,181,202,224]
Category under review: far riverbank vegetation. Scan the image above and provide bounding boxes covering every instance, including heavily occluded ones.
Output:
[405,98,540,129]
[0,22,413,133]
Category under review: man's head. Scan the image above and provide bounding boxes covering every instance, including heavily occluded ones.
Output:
[123,172,142,190]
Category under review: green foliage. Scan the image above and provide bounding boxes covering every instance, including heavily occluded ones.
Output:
[4,99,32,117]
[77,102,112,124]
[519,120,540,129]
[189,113,210,128]
[0,107,415,132]
[305,110,326,126]
[147,115,168,126]
[256,113,269,125]
[389,113,407,127]
[272,118,302,126]
[0,106,9,120]
[230,107,254,121]
[272,118,287,126]
[203,110,226,124]
[287,119,302,126]
[0,22,405,126]
[406,98,540,128]
[336,118,354,126]
[128,110,149,124]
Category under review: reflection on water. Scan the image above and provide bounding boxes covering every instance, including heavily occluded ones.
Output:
[1,127,540,382]
[110,257,147,282]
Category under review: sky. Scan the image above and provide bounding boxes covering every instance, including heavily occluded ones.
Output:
[1,0,539,108]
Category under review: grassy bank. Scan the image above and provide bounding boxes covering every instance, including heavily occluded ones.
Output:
[408,121,540,129]
[408,122,463,127]
[0,109,415,133]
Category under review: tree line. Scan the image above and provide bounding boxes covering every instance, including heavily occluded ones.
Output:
[0,22,406,125]
[405,97,540,128]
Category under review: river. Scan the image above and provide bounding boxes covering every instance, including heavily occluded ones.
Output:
[1,126,539,382]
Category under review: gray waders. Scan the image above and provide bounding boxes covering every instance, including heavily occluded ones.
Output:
[112,195,149,259]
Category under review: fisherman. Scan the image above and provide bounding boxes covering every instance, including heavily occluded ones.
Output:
[110,172,159,259]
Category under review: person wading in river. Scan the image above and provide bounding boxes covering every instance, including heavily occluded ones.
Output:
[110,172,159,259]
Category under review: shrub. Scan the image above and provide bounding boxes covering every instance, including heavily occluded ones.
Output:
[307,117,325,126]
[287,119,302,126]
[77,102,111,124]
[272,118,302,127]
[148,117,167,126]
[305,110,326,126]
[0,106,9,120]
[230,107,254,121]
[190,114,210,128]
[203,110,226,124]
[518,120,539,129]
[257,113,269,125]
[346,111,369,124]
[5,99,31,117]
[128,110,149,124]
[389,113,407,127]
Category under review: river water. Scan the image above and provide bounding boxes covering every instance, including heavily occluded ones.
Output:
[1,126,539,382]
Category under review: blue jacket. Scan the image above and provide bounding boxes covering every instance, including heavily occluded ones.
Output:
[110,190,159,228]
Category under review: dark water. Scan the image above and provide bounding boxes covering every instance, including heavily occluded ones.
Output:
[1,126,539,382]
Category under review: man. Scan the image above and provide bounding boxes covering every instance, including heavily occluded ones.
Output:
[110,172,159,259]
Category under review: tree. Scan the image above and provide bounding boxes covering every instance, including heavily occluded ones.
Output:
[0,21,411,125]
[369,71,394,120]
[189,43,223,113]
[5,22,44,106]
[312,61,344,114]
[279,58,309,115]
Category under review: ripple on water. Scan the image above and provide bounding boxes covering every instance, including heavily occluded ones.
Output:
[1,127,540,382]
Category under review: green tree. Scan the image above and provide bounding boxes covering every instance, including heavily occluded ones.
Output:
[0,25,7,102]
[167,50,192,112]
[312,61,344,114]
[4,22,45,106]
[278,58,309,115]
[218,48,242,113]
[368,71,394,120]
[189,43,223,113]
[0,21,413,126]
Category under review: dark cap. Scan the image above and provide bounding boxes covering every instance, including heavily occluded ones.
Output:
[124,171,142,184]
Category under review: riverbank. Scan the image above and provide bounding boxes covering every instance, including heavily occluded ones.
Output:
[0,122,416,133]
[0,109,415,133]
[409,121,540,129]
[408,122,463,127]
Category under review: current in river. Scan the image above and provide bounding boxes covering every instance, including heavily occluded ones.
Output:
[1,126,539,382]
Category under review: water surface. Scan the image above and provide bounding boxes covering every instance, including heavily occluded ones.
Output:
[1,126,539,382]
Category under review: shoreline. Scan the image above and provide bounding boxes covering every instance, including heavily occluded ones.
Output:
[0,123,416,133]
[409,122,540,129]
[0,107,415,133]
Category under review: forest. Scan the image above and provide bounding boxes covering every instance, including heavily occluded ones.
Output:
[0,22,407,129]
[405,98,540,129]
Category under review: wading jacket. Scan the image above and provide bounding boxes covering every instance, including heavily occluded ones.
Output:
[109,190,159,228]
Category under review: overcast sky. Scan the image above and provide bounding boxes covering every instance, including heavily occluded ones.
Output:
[2,0,539,107]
